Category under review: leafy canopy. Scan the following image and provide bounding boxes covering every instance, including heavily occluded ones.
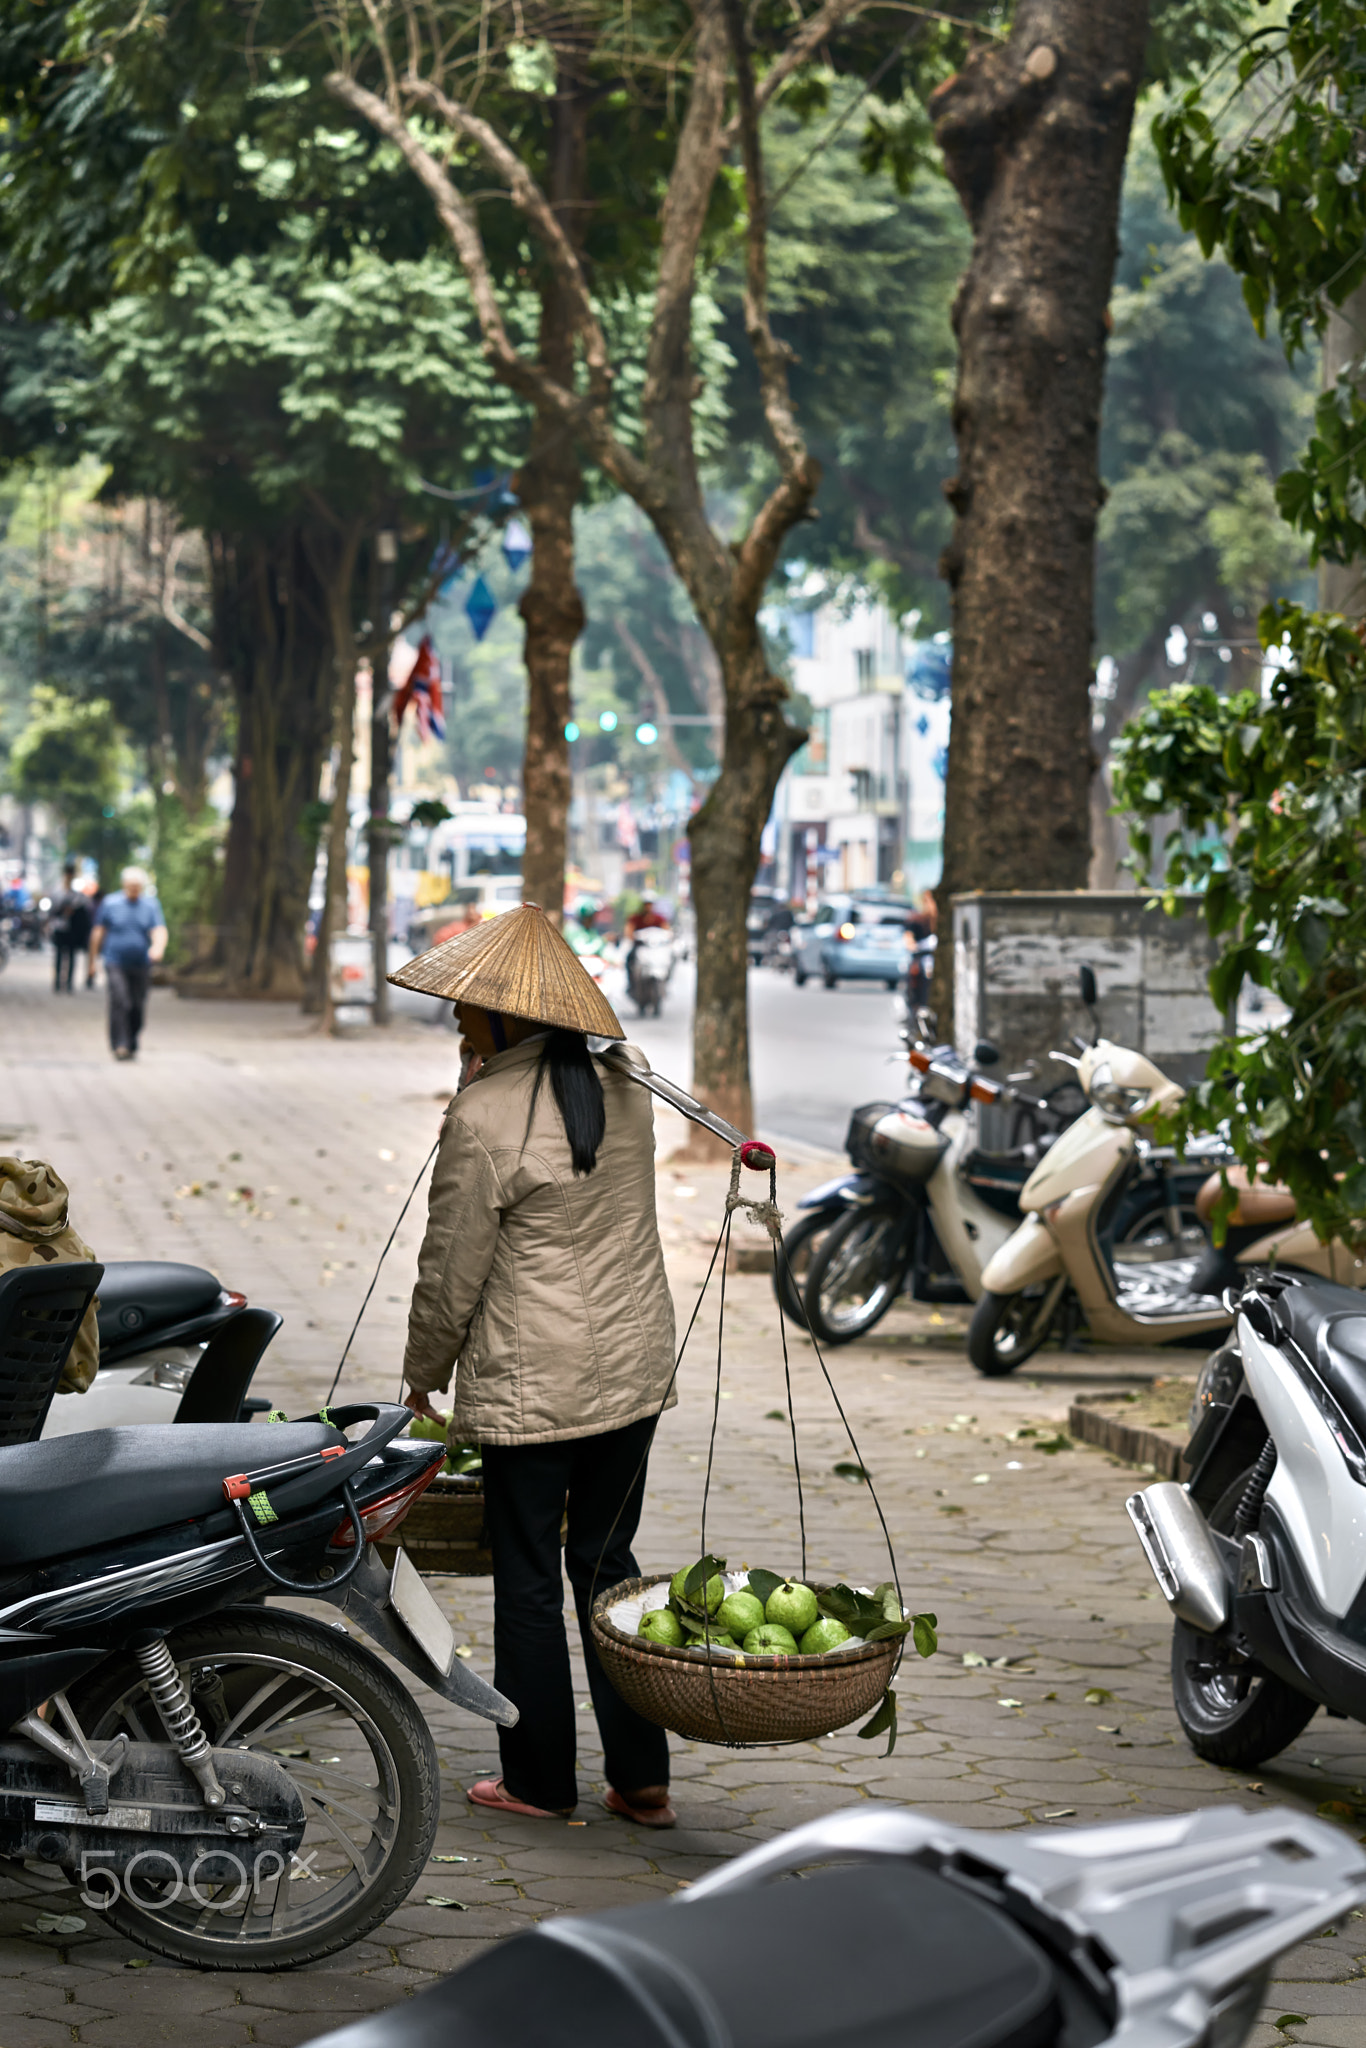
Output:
[1113,605,1366,1246]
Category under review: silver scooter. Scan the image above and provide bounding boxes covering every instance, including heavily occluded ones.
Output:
[1130,1266,1366,1767]
[305,1800,1366,2047]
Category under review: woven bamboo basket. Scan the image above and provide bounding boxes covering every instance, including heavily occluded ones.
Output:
[377,1472,492,1576]
[590,1575,898,1746]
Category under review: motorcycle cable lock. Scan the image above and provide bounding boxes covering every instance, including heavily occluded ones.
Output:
[222,1446,366,1593]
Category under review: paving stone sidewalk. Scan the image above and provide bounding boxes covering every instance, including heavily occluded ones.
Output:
[0,951,1361,2048]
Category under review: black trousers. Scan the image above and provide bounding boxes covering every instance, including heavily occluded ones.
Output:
[52,940,78,991]
[480,1415,669,1811]
[105,961,150,1053]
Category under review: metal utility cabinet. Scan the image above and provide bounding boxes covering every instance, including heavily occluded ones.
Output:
[951,892,1224,1090]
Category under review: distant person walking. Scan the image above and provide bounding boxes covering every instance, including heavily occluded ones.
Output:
[48,864,92,993]
[89,867,167,1061]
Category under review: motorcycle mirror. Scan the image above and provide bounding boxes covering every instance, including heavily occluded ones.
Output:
[914,1005,937,1039]
[1078,963,1098,1010]
[973,1040,1000,1067]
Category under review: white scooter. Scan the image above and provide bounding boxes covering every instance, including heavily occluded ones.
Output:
[1130,1267,1366,1766]
[966,967,1363,1375]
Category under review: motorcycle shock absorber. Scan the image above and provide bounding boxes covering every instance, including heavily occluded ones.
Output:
[135,1639,226,1807]
[1233,1438,1278,1541]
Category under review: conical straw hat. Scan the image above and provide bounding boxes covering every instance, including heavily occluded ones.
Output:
[388,903,625,1038]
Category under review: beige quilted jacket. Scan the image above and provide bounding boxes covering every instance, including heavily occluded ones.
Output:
[403,1038,677,1445]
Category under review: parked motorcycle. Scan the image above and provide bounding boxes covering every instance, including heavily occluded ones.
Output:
[967,966,1359,1376]
[306,1800,1365,2048]
[0,1276,515,1967]
[626,926,673,1018]
[792,1037,1210,1347]
[41,1259,277,1439]
[1129,1267,1366,1767]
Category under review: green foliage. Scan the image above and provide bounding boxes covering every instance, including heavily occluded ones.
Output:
[1154,2,1366,354]
[151,796,225,961]
[716,81,969,622]
[8,683,124,819]
[1112,604,1366,1246]
[1153,3,1366,571]
[1094,125,1313,718]
[5,683,149,885]
[1113,2,1366,1246]
[64,246,524,537]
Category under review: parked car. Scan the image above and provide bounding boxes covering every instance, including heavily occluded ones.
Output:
[790,894,917,988]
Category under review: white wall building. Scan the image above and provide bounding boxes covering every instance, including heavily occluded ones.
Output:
[770,596,950,905]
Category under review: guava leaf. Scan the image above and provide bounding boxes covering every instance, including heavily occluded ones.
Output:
[864,1619,911,1643]
[745,1568,784,1607]
[912,1613,938,1658]
[833,1462,870,1483]
[817,1583,886,1635]
[684,1555,726,1603]
[872,1582,904,1624]
[857,1687,898,1756]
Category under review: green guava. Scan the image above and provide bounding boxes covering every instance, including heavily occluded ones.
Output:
[765,1581,819,1636]
[742,1623,799,1656]
[406,1412,451,1444]
[718,1591,765,1641]
[799,1617,852,1655]
[671,1565,725,1614]
[638,1609,685,1648]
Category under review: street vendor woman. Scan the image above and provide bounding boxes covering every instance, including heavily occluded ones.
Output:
[392,904,679,1826]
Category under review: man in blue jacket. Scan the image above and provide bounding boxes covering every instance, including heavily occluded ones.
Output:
[89,867,168,1061]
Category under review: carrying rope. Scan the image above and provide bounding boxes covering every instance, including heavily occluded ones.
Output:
[590,1138,906,1749]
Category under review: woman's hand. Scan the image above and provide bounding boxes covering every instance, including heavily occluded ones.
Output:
[404,1388,446,1427]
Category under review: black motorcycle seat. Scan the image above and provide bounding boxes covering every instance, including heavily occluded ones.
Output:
[95,1261,223,1348]
[1271,1277,1366,1444]
[0,1422,343,1565]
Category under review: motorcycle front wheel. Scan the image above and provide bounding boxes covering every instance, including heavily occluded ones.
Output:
[1169,1468,1317,1766]
[802,1204,910,1345]
[66,1607,440,1969]
[967,1286,1061,1376]
[773,1209,837,1326]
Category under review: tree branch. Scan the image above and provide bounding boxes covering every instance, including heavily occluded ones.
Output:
[613,618,703,788]
[326,69,654,508]
[725,0,869,140]
[162,531,212,653]
[327,71,556,409]
[399,73,613,406]
[723,0,820,617]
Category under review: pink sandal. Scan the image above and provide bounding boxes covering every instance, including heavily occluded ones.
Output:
[466,1777,574,1820]
[603,1787,677,1829]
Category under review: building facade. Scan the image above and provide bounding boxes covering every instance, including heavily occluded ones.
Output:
[771,597,950,906]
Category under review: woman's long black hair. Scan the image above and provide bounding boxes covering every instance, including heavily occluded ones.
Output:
[523,1029,605,1175]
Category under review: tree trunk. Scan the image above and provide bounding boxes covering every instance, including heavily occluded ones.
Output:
[1321,282,1366,616]
[518,385,583,922]
[518,70,589,926]
[310,526,363,1026]
[687,627,804,1143]
[212,523,341,996]
[930,0,1149,1032]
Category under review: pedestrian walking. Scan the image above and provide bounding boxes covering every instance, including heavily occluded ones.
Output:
[89,866,167,1061]
[48,864,92,993]
[395,905,679,1828]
